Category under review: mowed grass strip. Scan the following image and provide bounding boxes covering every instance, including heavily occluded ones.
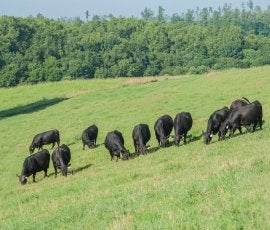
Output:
[0,66,270,229]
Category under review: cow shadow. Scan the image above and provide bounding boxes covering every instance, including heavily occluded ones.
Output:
[129,146,160,159]
[0,97,69,119]
[220,127,263,142]
[47,163,92,177]
[188,134,203,143]
[69,163,93,174]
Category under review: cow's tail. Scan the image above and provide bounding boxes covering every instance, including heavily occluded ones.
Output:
[242,97,250,104]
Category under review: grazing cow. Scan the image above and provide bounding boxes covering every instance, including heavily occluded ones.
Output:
[105,130,130,161]
[132,124,151,155]
[51,144,71,177]
[203,107,230,144]
[29,130,60,154]
[154,115,173,147]
[17,149,50,185]
[230,97,250,111]
[220,100,262,139]
[174,112,193,146]
[82,124,98,149]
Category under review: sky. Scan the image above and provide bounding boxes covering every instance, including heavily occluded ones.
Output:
[0,0,269,20]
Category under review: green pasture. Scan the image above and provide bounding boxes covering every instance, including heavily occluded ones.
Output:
[0,66,270,229]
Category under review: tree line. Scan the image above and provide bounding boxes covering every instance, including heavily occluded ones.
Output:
[0,1,270,87]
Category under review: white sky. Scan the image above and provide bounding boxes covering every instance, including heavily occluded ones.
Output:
[0,0,269,19]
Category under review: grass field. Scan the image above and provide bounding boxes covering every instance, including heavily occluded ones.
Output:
[0,66,270,229]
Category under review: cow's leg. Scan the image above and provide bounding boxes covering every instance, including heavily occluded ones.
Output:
[110,151,113,161]
[184,133,187,144]
[259,121,262,130]
[238,126,242,134]
[218,131,221,141]
[133,141,137,154]
[53,164,57,178]
[252,122,258,132]
[259,118,263,130]
[57,140,60,147]
[230,127,235,137]
[44,169,48,177]
[33,173,36,182]
[51,142,55,149]
[82,143,85,150]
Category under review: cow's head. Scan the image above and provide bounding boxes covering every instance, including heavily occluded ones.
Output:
[121,150,130,160]
[17,174,27,185]
[160,137,169,147]
[89,140,96,148]
[138,145,148,154]
[202,131,212,144]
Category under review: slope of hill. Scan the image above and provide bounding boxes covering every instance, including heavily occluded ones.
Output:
[0,66,270,229]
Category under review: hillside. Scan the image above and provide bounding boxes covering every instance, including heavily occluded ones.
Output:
[0,66,270,229]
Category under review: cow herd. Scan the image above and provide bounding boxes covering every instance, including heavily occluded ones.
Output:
[17,97,263,185]
[202,97,262,144]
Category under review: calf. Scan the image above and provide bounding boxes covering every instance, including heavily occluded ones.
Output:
[220,100,262,139]
[203,107,230,144]
[132,124,151,155]
[154,115,173,147]
[82,124,98,149]
[174,112,193,146]
[17,149,50,185]
[105,130,130,161]
[51,144,71,177]
[29,129,60,154]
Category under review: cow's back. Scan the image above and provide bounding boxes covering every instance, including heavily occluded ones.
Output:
[154,115,173,137]
[105,130,124,151]
[24,149,50,173]
[59,144,71,165]
[132,124,151,144]
[230,99,249,111]
[87,124,98,139]
[174,112,192,132]
[237,101,262,123]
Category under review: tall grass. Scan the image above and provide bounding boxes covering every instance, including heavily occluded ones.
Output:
[0,66,270,229]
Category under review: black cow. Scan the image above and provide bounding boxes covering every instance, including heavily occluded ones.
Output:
[132,124,151,155]
[220,100,262,139]
[230,97,250,111]
[174,112,193,146]
[154,115,173,147]
[203,107,230,144]
[17,149,50,185]
[82,124,98,149]
[29,130,60,154]
[105,130,130,161]
[51,144,71,177]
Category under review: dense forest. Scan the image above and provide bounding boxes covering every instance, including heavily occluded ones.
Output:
[0,1,270,87]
